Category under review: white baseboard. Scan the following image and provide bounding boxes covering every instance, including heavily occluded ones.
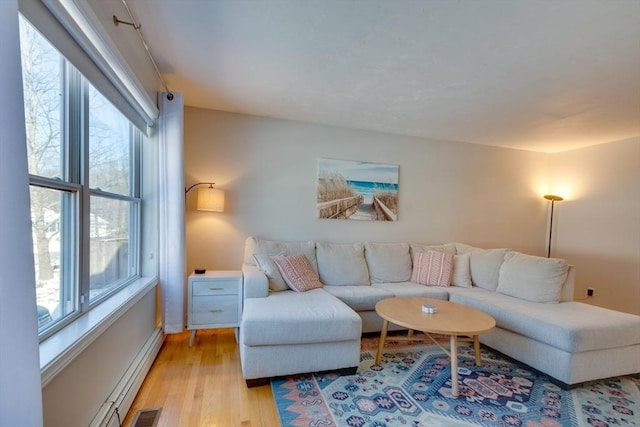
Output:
[90,327,164,427]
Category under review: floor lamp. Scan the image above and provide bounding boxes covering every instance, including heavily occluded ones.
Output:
[544,194,564,258]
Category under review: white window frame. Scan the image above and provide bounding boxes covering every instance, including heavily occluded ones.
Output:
[21,17,143,341]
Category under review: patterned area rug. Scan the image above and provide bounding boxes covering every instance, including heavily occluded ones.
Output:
[272,335,640,426]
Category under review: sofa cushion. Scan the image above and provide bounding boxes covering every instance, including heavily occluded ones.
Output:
[273,255,323,292]
[323,285,393,312]
[448,288,640,353]
[316,242,370,286]
[496,251,568,303]
[364,242,412,283]
[452,253,472,288]
[454,242,483,254]
[372,282,449,300]
[244,237,318,272]
[411,251,454,286]
[253,254,288,291]
[469,248,508,291]
[241,289,361,346]
[410,242,456,261]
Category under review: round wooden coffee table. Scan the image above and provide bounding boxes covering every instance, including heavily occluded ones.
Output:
[375,297,496,397]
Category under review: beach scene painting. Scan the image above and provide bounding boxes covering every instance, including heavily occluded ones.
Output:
[317,158,399,221]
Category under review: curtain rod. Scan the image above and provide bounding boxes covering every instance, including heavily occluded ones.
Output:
[115,0,173,98]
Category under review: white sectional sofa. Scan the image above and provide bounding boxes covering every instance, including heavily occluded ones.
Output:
[239,237,640,388]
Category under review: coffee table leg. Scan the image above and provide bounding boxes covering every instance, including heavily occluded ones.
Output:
[473,335,482,365]
[375,319,389,365]
[450,335,459,397]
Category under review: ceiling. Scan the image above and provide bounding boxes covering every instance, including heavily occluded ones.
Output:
[118,0,639,153]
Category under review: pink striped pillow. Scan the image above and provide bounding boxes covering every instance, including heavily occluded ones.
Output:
[411,250,454,287]
[273,255,323,292]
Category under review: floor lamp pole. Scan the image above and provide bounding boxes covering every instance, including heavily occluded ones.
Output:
[544,195,564,258]
[547,199,555,258]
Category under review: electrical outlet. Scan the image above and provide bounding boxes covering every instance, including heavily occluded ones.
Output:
[587,288,595,297]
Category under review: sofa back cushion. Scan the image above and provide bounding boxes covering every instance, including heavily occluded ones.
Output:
[466,248,509,291]
[246,237,318,291]
[454,242,483,254]
[410,242,456,261]
[244,237,317,269]
[496,251,569,303]
[364,242,412,283]
[316,242,370,286]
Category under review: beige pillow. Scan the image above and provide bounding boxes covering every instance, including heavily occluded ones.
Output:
[451,253,472,288]
[496,251,568,303]
[316,242,370,286]
[364,242,412,283]
[253,253,288,292]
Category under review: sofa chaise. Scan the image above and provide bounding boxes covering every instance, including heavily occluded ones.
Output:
[239,237,640,388]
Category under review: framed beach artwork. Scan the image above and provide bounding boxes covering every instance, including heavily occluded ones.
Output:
[317,158,399,221]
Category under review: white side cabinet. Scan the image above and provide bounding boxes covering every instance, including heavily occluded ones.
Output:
[187,270,243,347]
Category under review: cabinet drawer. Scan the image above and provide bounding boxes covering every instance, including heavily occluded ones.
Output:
[192,279,238,296]
[191,295,239,325]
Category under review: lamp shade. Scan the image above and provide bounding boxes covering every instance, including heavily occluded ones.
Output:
[197,187,225,212]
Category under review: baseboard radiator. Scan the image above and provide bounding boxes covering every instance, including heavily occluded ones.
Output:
[90,327,164,427]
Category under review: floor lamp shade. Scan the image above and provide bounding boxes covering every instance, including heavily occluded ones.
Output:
[197,187,225,212]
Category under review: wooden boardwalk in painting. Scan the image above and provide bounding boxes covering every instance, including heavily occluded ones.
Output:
[317,196,396,221]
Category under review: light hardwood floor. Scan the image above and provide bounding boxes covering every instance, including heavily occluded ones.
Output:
[122,329,280,427]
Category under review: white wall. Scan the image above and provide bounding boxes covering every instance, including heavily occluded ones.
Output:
[551,137,640,315]
[42,291,157,427]
[184,107,551,274]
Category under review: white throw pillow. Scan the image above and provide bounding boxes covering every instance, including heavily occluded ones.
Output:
[253,253,288,292]
[451,253,472,288]
[316,242,370,286]
[365,242,412,283]
[496,251,569,303]
[469,248,509,290]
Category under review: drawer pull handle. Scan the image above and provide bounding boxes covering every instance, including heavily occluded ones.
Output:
[210,309,223,313]
[209,287,224,291]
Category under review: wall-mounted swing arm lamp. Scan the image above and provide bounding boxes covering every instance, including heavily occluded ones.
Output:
[543,194,564,258]
[185,182,225,212]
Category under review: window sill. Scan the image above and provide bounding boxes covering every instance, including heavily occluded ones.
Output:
[39,276,159,388]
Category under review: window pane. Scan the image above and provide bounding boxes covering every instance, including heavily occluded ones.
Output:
[89,85,131,195]
[30,186,75,332]
[90,196,133,301]
[19,17,64,180]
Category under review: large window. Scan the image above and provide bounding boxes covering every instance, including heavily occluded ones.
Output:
[19,17,141,338]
